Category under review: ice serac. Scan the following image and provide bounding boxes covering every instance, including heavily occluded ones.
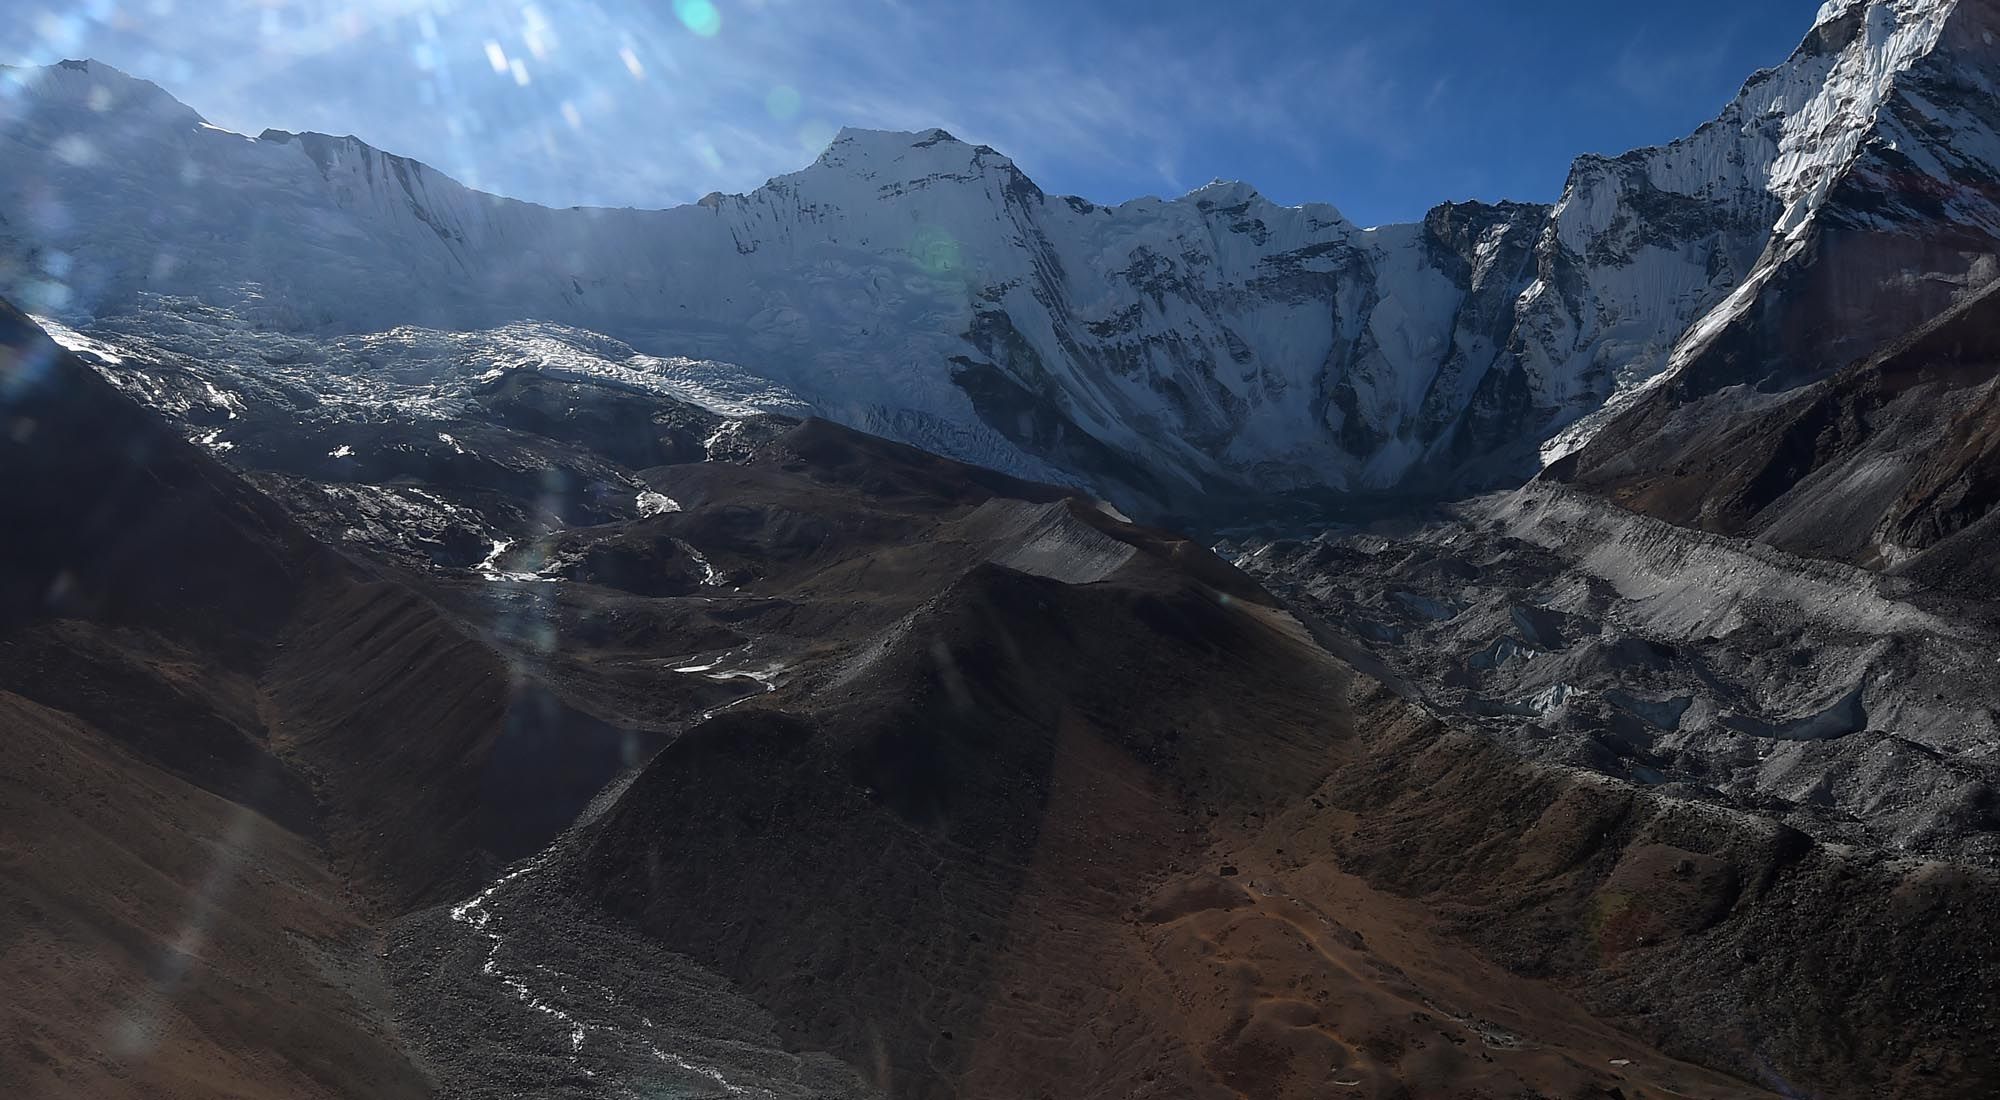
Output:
[2,0,1996,518]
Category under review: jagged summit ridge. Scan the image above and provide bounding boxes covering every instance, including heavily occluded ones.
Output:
[3,0,1995,518]
[811,125,1021,181]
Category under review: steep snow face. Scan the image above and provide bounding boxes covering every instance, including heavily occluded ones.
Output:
[1818,0,2000,238]
[2,2,1994,514]
[1528,0,1983,464]
[0,68,1464,501]
[1770,0,1962,235]
[1566,0,2000,459]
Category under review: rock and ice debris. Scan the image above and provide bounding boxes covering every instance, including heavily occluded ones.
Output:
[676,538,726,586]
[446,850,763,1095]
[473,540,553,583]
[30,314,123,363]
[636,490,681,516]
[1236,482,2000,863]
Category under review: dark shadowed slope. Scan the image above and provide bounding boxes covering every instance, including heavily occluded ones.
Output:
[422,410,1986,1099]
[5,298,1996,1100]
[0,299,424,1096]
[0,691,431,1100]
[429,432,1757,1100]
[1553,275,2000,600]
[0,300,688,1096]
[1,297,682,907]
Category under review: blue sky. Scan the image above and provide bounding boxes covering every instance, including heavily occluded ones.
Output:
[8,0,1823,225]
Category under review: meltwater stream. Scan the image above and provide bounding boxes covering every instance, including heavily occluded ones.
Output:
[447,847,765,1098]
[409,648,872,1098]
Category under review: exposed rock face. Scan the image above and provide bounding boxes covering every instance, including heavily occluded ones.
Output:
[6,0,1997,519]
[1554,275,2000,596]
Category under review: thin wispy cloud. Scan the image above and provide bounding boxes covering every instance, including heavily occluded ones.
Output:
[1611,16,1746,108]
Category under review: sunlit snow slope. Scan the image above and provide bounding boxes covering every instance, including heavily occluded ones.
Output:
[4,0,1997,517]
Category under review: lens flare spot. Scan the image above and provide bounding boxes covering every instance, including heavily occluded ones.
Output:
[618,46,646,79]
[688,136,723,172]
[27,280,71,313]
[521,6,556,59]
[911,226,961,275]
[674,0,722,37]
[765,84,801,120]
[483,40,509,73]
[560,101,583,129]
[54,134,98,167]
[34,12,85,53]
[509,58,531,86]
[797,119,836,156]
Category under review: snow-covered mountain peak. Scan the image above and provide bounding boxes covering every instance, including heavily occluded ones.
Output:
[1,58,201,130]
[1816,0,1870,29]
[254,127,448,188]
[1758,0,1958,234]
[1814,0,1957,33]
[5,0,1999,518]
[1183,179,1265,207]
[812,126,1019,179]
[829,125,962,149]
